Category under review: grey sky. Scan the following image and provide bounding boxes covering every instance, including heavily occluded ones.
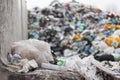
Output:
[26,0,120,12]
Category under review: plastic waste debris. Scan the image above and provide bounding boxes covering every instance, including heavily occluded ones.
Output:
[9,39,54,73]
[18,59,38,73]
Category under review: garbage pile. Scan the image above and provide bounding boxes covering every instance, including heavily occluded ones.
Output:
[28,0,101,57]
[3,0,120,79]
[28,0,120,58]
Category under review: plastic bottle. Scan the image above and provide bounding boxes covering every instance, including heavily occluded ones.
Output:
[41,63,67,71]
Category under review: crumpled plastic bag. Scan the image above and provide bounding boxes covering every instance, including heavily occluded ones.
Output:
[104,47,115,54]
[11,40,47,66]
[92,41,115,54]
[18,59,38,73]
[64,49,73,57]
[105,36,120,47]
[115,48,120,55]
[112,30,120,38]
[61,55,99,80]
[12,39,54,64]
[7,39,54,72]
[63,55,82,71]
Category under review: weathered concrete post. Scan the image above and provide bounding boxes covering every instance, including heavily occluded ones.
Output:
[0,0,27,66]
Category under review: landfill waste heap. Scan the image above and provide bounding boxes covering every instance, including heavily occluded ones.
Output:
[2,0,120,80]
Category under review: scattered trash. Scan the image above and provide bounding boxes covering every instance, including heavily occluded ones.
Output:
[27,0,120,76]
[7,39,54,72]
[18,59,38,73]
[2,0,120,79]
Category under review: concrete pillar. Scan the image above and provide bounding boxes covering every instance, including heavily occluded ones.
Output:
[21,0,28,39]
